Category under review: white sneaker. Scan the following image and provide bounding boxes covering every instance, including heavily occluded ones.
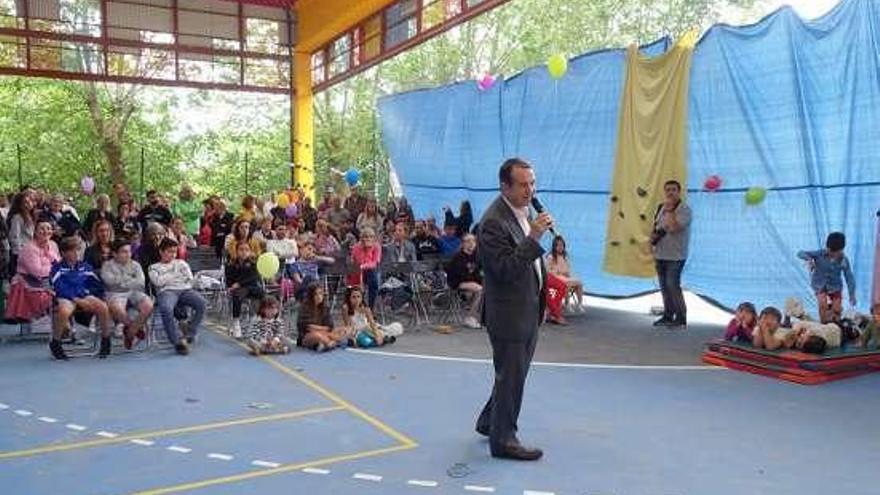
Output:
[463,316,481,329]
[230,319,242,339]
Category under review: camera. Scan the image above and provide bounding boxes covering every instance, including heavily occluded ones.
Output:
[650,227,667,246]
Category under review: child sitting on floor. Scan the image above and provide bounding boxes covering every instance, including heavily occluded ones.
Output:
[724,302,757,343]
[246,296,293,355]
[797,232,856,323]
[340,285,398,348]
[751,306,789,351]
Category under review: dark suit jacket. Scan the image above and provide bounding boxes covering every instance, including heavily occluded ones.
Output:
[382,240,418,264]
[478,196,546,342]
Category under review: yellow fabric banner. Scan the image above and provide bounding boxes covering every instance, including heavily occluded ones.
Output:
[603,39,694,278]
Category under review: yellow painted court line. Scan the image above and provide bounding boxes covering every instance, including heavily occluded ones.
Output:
[128,443,417,495]
[0,405,344,460]
[207,324,418,448]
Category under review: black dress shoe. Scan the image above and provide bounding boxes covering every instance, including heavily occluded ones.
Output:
[475,424,490,437]
[491,443,543,461]
[98,337,112,359]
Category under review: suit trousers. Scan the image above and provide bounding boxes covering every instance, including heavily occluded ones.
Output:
[655,258,687,322]
[476,330,538,451]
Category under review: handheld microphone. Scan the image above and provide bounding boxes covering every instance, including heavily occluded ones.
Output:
[530,196,558,236]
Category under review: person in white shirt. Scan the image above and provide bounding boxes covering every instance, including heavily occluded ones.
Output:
[148,238,206,355]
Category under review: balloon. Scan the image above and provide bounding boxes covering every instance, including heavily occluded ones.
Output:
[80,176,95,195]
[356,331,376,348]
[256,252,280,279]
[745,187,767,205]
[477,74,495,91]
[276,193,290,208]
[547,54,568,79]
[285,204,298,218]
[345,168,360,186]
[704,175,722,191]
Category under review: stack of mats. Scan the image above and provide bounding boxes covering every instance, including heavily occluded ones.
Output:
[703,340,880,385]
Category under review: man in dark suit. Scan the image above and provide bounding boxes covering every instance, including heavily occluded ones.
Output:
[475,157,552,461]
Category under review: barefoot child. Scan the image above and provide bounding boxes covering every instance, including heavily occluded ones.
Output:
[797,232,856,323]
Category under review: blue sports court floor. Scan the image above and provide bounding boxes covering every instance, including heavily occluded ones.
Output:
[1,307,878,495]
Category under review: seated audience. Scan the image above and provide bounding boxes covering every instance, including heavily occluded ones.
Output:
[340,286,395,347]
[412,220,441,260]
[82,194,114,240]
[356,199,384,236]
[296,284,349,352]
[437,222,461,257]
[4,220,58,323]
[350,227,382,309]
[138,189,173,228]
[50,237,112,360]
[545,235,585,312]
[252,218,275,245]
[314,220,341,258]
[84,219,114,271]
[266,224,298,271]
[246,296,292,355]
[225,242,265,338]
[42,194,82,240]
[139,223,166,291]
[168,216,196,261]
[382,222,417,263]
[288,241,332,299]
[443,200,473,238]
[225,218,263,261]
[102,239,153,349]
[445,233,483,329]
[724,302,757,343]
[149,238,206,355]
[114,201,140,240]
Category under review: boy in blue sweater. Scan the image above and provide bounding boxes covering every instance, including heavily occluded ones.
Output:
[797,232,856,324]
[49,236,112,360]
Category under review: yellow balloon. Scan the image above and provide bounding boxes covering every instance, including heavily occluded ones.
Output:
[256,253,280,279]
[276,193,290,208]
[548,54,568,79]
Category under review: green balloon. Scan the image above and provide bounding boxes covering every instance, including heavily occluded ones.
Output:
[256,252,280,279]
[548,54,568,79]
[745,187,767,205]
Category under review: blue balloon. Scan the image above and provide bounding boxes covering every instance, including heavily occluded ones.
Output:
[355,331,376,348]
[345,168,360,186]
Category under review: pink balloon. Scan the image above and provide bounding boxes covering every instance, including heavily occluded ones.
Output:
[703,175,722,191]
[80,176,95,195]
[478,74,495,91]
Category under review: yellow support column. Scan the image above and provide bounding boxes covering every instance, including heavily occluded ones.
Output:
[293,51,315,201]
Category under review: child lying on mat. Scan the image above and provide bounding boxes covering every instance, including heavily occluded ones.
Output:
[724,302,757,343]
[751,306,787,351]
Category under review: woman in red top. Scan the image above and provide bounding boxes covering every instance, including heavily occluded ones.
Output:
[349,227,382,309]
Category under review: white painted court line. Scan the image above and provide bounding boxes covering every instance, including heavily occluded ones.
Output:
[465,486,496,493]
[13,409,33,416]
[207,453,234,461]
[353,473,383,482]
[346,348,720,370]
[407,480,439,488]
[129,439,155,446]
[95,431,119,438]
[37,416,59,423]
[0,403,9,410]
[65,423,87,431]
[302,467,330,475]
[166,445,192,453]
[523,491,555,495]
[252,460,281,468]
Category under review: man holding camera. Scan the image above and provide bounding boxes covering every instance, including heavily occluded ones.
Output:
[651,180,691,328]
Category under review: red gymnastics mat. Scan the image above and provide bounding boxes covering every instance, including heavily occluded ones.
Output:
[703,340,880,385]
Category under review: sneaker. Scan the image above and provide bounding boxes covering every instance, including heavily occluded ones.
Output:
[667,318,687,329]
[49,340,68,361]
[175,342,190,356]
[463,316,481,329]
[98,337,112,359]
[230,319,242,339]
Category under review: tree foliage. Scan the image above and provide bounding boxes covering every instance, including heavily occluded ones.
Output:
[0,0,762,204]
